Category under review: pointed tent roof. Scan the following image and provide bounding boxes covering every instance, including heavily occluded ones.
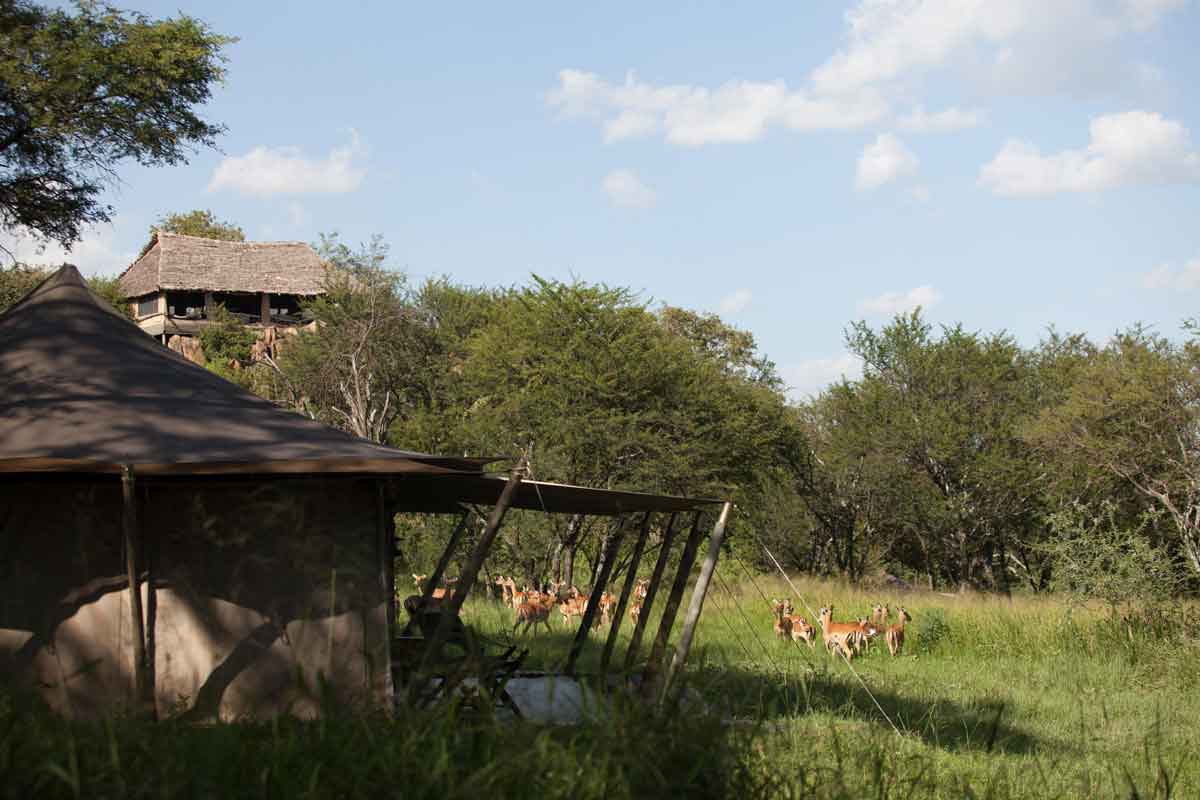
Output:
[0,265,488,476]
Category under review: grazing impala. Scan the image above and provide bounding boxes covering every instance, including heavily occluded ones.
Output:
[597,592,618,627]
[413,574,452,600]
[513,593,556,637]
[559,589,587,625]
[789,614,816,647]
[818,606,860,660]
[772,599,793,640]
[851,617,881,655]
[886,608,911,656]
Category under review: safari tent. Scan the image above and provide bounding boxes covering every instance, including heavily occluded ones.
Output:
[0,266,727,720]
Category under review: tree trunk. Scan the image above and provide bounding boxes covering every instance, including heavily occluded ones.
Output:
[560,513,583,588]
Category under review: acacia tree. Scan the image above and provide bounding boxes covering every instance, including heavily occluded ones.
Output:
[1028,327,1200,580]
[794,312,1046,589]
[140,209,243,256]
[273,235,437,443]
[1,1,231,252]
[453,278,803,586]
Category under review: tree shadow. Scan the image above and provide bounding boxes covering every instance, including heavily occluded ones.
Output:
[684,661,1041,755]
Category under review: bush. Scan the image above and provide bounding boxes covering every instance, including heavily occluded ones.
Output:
[1041,501,1184,614]
[912,607,949,655]
[199,304,257,367]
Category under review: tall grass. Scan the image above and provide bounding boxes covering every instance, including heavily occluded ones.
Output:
[4,573,1198,798]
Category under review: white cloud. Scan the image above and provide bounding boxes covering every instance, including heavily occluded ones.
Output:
[810,0,1185,97]
[548,69,887,146]
[979,111,1200,196]
[898,105,985,133]
[1124,0,1187,30]
[858,285,942,315]
[781,354,864,401]
[602,168,656,209]
[856,133,920,189]
[1,221,136,277]
[208,131,367,196]
[1142,258,1200,290]
[718,288,752,314]
[909,184,932,201]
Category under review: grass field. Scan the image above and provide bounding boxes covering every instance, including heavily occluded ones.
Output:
[3,573,1198,798]
[461,573,1200,798]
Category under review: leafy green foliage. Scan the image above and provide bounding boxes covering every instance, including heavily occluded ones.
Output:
[0,1,232,248]
[140,209,244,255]
[1026,327,1200,580]
[84,273,133,319]
[271,234,438,442]
[0,263,48,312]
[1042,501,1184,610]
[198,304,255,367]
[792,312,1046,588]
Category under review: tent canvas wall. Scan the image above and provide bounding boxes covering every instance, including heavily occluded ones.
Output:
[0,477,390,720]
[0,266,486,719]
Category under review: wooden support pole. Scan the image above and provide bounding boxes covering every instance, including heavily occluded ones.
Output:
[121,466,152,718]
[423,510,471,602]
[376,482,396,630]
[260,292,271,324]
[416,462,525,675]
[564,514,630,676]
[641,510,706,699]
[622,512,678,674]
[662,501,732,704]
[599,512,652,677]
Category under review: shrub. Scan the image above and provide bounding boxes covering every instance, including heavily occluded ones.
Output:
[1041,501,1184,614]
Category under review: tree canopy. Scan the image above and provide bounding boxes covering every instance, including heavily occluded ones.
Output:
[148,209,244,245]
[0,1,231,252]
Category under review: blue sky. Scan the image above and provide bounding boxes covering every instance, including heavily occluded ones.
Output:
[6,1,1200,398]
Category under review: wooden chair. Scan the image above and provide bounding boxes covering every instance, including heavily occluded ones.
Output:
[393,598,527,716]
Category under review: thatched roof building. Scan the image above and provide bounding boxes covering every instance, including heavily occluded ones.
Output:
[119,233,325,297]
[118,233,326,338]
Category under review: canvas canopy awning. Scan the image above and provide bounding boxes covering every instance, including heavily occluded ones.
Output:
[0,266,720,514]
[392,474,721,515]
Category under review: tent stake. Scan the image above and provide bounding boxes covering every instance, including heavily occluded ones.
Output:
[661,501,732,705]
[622,511,678,674]
[599,512,653,677]
[121,466,152,719]
[641,510,706,699]
[565,514,630,676]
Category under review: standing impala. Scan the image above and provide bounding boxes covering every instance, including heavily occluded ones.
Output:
[772,599,793,640]
[818,605,860,660]
[886,608,911,656]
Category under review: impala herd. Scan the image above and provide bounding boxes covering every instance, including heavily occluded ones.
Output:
[409,574,913,660]
[492,575,653,637]
[773,599,911,659]
[408,574,652,638]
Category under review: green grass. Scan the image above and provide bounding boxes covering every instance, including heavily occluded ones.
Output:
[462,574,1200,798]
[4,574,1198,798]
